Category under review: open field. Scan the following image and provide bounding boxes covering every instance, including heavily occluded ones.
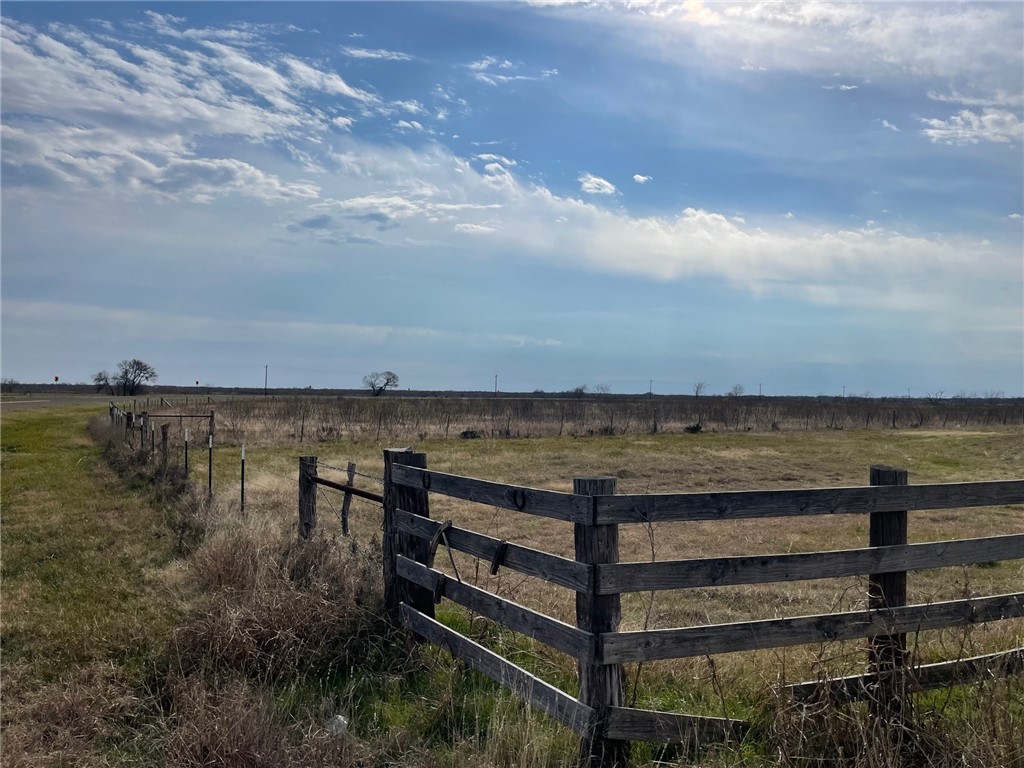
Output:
[103,391,1024,445]
[202,421,1024,704]
[3,403,1022,766]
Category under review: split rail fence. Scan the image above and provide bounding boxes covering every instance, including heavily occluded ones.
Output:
[297,449,1024,767]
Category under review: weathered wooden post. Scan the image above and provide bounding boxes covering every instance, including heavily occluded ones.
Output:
[126,412,135,446]
[298,456,317,538]
[868,465,910,729]
[184,428,190,476]
[160,423,169,471]
[341,461,356,536]
[574,477,627,768]
[240,445,246,514]
[207,434,213,497]
[140,412,149,452]
[382,449,433,625]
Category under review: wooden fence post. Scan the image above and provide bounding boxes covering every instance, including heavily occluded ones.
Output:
[383,449,433,625]
[341,461,356,536]
[160,423,169,472]
[298,456,317,539]
[868,465,910,729]
[140,412,149,452]
[574,477,628,768]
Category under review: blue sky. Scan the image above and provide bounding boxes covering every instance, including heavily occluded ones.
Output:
[2,1,1021,395]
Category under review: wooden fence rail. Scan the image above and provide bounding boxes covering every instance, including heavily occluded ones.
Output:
[299,453,1024,767]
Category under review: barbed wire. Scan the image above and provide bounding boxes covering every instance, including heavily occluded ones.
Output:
[316,460,384,485]
[316,484,346,529]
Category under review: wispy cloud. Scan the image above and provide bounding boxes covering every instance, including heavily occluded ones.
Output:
[822,84,858,91]
[454,222,497,234]
[578,172,617,195]
[920,109,1022,146]
[466,54,555,85]
[879,119,900,132]
[341,46,412,61]
[476,153,517,166]
[1,300,562,349]
[633,174,652,184]
[927,89,1023,109]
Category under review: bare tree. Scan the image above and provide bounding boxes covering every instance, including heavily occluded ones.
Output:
[116,359,158,396]
[92,370,114,394]
[728,384,745,397]
[693,381,707,397]
[592,384,612,395]
[363,371,399,396]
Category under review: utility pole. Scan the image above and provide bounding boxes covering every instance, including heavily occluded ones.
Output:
[758,382,762,398]
[649,379,653,399]
[494,374,498,397]
[264,365,268,397]
[842,385,846,398]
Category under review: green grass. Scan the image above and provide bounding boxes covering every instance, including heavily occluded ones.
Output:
[1,407,181,682]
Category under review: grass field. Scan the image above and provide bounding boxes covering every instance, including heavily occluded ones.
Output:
[3,403,1022,766]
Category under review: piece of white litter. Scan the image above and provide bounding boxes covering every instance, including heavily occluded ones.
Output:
[326,714,349,736]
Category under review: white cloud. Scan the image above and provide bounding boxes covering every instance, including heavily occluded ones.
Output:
[454,222,497,234]
[560,2,1022,109]
[1009,213,1023,220]
[381,99,427,116]
[784,212,795,219]
[928,89,1024,110]
[880,119,900,132]
[0,17,381,204]
[476,153,517,167]
[578,172,617,195]
[466,55,551,85]
[394,119,427,132]
[822,84,859,91]
[332,116,355,131]
[633,174,652,184]
[341,46,412,61]
[920,109,1022,146]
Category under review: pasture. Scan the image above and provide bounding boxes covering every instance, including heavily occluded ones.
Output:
[3,398,1022,766]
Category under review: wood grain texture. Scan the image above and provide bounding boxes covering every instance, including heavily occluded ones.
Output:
[298,456,317,539]
[593,480,1024,524]
[391,463,593,523]
[341,462,356,534]
[787,647,1024,703]
[393,509,592,592]
[597,534,1024,594]
[400,604,593,733]
[573,477,627,768]
[383,451,433,622]
[396,555,595,661]
[867,465,908,723]
[601,593,1024,663]
[604,707,747,744]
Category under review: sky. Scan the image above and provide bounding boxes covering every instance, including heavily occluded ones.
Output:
[1,1,1022,396]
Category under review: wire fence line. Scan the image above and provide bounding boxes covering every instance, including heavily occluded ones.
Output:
[316,459,384,485]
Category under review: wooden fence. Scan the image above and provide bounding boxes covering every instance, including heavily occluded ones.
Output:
[298,450,1024,767]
